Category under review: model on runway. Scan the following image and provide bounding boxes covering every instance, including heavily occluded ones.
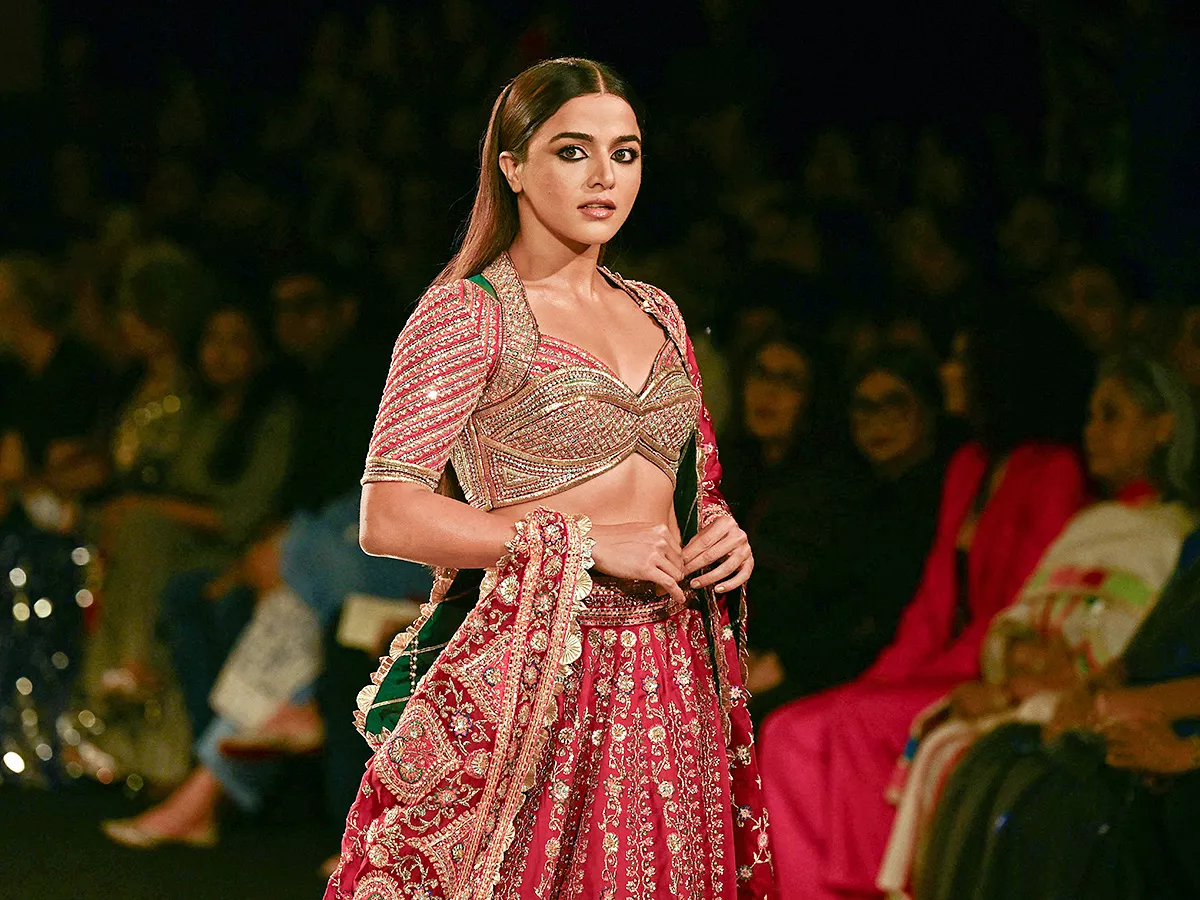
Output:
[324,57,773,900]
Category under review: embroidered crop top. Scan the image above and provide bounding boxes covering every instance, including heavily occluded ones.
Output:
[361,253,716,512]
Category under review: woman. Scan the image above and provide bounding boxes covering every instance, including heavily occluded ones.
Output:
[80,301,297,785]
[323,59,771,900]
[791,346,959,701]
[879,353,1197,896]
[105,245,209,496]
[720,332,863,719]
[759,300,1093,900]
[918,525,1200,900]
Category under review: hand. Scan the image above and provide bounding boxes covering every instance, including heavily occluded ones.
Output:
[950,681,1009,719]
[682,514,753,594]
[1100,716,1195,773]
[1095,687,1162,725]
[203,561,245,601]
[589,521,685,603]
[1043,683,1096,743]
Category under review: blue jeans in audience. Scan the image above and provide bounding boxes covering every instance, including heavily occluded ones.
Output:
[197,488,432,813]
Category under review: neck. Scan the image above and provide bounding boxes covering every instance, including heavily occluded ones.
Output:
[1112,477,1158,505]
[877,434,935,482]
[17,328,60,375]
[506,231,603,299]
[762,438,790,466]
[217,387,246,419]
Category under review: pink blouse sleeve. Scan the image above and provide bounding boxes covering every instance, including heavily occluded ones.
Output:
[362,281,500,489]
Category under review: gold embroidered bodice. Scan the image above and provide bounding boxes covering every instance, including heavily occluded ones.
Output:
[361,254,704,511]
[452,335,701,508]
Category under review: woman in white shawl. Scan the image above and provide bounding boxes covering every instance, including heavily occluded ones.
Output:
[878,353,1197,897]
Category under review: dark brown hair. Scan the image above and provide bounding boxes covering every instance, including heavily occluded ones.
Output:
[436,57,641,285]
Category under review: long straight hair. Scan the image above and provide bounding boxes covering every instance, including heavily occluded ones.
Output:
[435,57,642,285]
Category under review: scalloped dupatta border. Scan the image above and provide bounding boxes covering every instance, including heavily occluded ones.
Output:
[326,508,594,900]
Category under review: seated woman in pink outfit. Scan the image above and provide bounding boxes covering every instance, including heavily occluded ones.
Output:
[758,301,1094,900]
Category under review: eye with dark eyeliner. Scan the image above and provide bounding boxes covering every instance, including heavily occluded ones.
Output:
[554,145,641,163]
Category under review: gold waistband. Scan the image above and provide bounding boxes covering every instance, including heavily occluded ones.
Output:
[576,575,696,626]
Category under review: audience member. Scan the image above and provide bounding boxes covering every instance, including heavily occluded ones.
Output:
[759,301,1094,900]
[781,346,960,707]
[0,254,114,784]
[881,353,1197,895]
[80,299,297,786]
[721,331,864,717]
[919,525,1200,900]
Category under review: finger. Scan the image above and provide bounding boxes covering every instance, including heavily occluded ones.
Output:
[682,519,731,566]
[686,532,743,576]
[714,559,754,594]
[650,566,687,604]
[662,540,685,577]
[690,549,746,589]
[656,551,684,584]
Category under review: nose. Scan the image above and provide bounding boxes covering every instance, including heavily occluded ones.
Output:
[587,154,616,190]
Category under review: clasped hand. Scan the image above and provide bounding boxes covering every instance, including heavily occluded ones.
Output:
[589,514,753,603]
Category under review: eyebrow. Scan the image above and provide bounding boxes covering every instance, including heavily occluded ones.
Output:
[549,131,641,144]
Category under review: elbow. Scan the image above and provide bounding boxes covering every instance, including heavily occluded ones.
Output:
[359,515,398,558]
[358,484,422,559]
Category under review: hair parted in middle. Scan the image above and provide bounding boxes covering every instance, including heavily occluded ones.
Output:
[436,57,642,285]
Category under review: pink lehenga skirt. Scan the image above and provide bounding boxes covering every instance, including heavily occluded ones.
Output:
[492,576,737,900]
[325,510,770,900]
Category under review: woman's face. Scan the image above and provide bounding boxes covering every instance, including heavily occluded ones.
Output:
[850,370,929,471]
[743,343,810,444]
[500,93,642,250]
[1084,376,1173,491]
[1055,265,1126,355]
[199,309,260,391]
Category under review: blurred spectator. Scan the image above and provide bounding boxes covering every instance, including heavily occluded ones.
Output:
[106,244,210,494]
[885,352,1197,896]
[995,189,1079,291]
[1050,253,1137,356]
[80,299,297,786]
[770,346,961,711]
[760,301,1094,900]
[0,254,114,785]
[722,331,863,716]
[155,262,385,742]
[0,254,115,520]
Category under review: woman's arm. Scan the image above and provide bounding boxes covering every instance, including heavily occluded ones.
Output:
[209,397,299,546]
[1099,675,1200,722]
[359,482,516,567]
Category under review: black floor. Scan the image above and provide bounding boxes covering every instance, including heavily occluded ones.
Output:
[2,778,337,900]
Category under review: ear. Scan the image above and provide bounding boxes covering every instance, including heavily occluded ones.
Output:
[498,151,522,194]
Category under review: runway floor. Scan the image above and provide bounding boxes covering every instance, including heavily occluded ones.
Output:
[2,774,337,900]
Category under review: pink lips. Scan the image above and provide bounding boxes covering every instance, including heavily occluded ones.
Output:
[580,200,616,219]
